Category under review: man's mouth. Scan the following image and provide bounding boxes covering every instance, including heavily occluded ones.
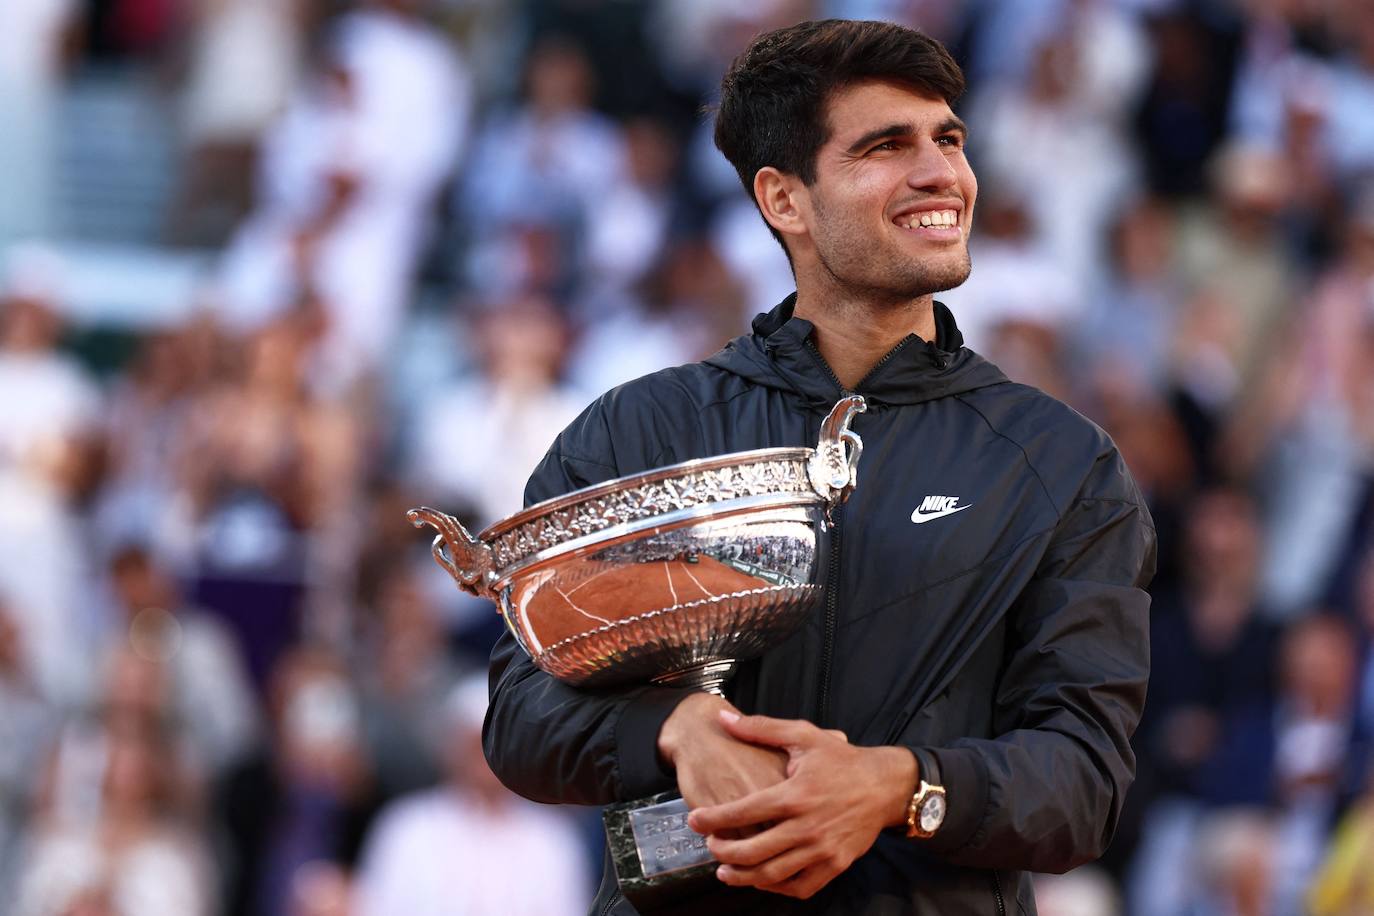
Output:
[894,208,960,231]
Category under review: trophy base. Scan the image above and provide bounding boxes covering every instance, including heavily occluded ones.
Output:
[603,659,740,906]
[649,658,736,695]
[603,791,718,910]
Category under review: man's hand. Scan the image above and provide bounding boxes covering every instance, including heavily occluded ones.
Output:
[687,711,917,900]
[658,693,789,822]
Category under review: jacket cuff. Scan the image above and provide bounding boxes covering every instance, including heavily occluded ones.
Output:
[916,745,989,853]
[615,687,695,799]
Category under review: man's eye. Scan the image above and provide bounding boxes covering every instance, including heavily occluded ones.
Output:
[936,134,964,149]
[870,140,900,153]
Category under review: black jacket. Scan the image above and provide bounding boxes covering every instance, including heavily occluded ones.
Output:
[484,298,1156,916]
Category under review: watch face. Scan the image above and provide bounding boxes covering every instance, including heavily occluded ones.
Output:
[919,793,946,833]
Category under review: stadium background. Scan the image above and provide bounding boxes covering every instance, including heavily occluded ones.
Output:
[2,0,1373,913]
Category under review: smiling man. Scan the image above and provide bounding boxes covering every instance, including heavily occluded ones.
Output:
[483,19,1155,916]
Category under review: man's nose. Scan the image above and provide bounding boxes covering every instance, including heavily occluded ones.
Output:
[905,140,959,193]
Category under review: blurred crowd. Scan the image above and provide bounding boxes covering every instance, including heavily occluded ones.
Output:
[1,0,1374,914]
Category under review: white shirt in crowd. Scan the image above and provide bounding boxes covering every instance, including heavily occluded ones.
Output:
[217,8,470,376]
[352,788,590,916]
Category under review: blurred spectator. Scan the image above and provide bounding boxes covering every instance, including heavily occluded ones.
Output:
[1320,5,1374,190]
[1081,361,1194,514]
[1131,488,1277,916]
[568,239,746,396]
[407,295,584,527]
[1134,9,1240,197]
[217,0,471,387]
[226,646,373,916]
[0,249,102,706]
[1191,808,1277,916]
[706,190,798,321]
[176,314,364,683]
[1170,285,1248,477]
[352,676,589,916]
[1033,865,1121,916]
[1268,614,1364,914]
[1307,768,1374,916]
[647,0,805,109]
[354,565,465,800]
[91,316,218,560]
[939,191,1078,370]
[1225,191,1374,616]
[967,6,1148,292]
[167,0,306,245]
[524,0,691,122]
[581,117,679,298]
[1144,488,1278,802]
[1076,196,1180,392]
[458,37,623,298]
[956,0,1073,87]
[1176,143,1297,389]
[17,650,212,916]
[105,543,261,777]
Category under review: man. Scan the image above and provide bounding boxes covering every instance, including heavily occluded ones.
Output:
[484,19,1155,915]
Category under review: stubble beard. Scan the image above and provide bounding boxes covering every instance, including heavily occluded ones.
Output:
[812,205,973,308]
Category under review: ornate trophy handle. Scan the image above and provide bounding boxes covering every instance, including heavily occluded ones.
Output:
[807,394,867,508]
[407,506,497,598]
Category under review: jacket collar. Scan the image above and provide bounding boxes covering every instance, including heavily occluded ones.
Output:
[706,294,1006,410]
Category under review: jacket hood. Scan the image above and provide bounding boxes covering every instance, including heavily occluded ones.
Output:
[704,295,1008,410]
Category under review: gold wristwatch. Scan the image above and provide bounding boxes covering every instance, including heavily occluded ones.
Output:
[905,751,947,839]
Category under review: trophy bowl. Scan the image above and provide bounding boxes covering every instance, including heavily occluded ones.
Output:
[408,395,867,694]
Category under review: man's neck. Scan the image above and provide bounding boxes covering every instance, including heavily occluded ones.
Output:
[792,290,938,390]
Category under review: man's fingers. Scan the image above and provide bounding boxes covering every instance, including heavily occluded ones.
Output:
[689,782,794,835]
[761,863,837,900]
[707,819,804,867]
[719,710,818,748]
[716,845,820,890]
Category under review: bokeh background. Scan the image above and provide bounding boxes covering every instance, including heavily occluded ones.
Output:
[2,0,1373,914]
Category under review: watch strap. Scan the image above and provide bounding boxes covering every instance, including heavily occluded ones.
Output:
[912,747,940,787]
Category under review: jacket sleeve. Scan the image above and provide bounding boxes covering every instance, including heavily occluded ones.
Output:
[915,450,1156,873]
[481,396,695,805]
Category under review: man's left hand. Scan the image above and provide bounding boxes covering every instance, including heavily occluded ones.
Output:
[687,711,917,900]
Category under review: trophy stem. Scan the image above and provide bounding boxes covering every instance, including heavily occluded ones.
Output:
[651,659,737,695]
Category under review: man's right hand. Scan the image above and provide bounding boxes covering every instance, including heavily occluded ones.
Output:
[657,692,788,830]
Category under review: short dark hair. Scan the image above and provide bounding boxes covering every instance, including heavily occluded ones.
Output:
[714,19,965,248]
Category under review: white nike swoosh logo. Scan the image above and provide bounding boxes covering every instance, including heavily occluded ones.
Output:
[910,504,973,524]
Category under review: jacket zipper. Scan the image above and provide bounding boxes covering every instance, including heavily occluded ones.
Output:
[803,333,897,727]
[990,872,1007,916]
[804,335,923,399]
[817,502,843,725]
[854,335,921,389]
[803,337,850,397]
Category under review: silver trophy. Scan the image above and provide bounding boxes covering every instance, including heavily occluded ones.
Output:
[409,394,866,906]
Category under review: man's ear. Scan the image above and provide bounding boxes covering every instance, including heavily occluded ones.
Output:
[753,167,809,241]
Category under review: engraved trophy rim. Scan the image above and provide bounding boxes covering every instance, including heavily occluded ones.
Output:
[477,445,814,540]
[490,490,821,589]
[409,395,866,600]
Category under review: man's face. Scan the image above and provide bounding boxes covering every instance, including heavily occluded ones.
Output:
[799,81,976,303]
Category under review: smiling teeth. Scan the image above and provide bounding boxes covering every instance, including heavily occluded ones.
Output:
[902,210,958,229]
